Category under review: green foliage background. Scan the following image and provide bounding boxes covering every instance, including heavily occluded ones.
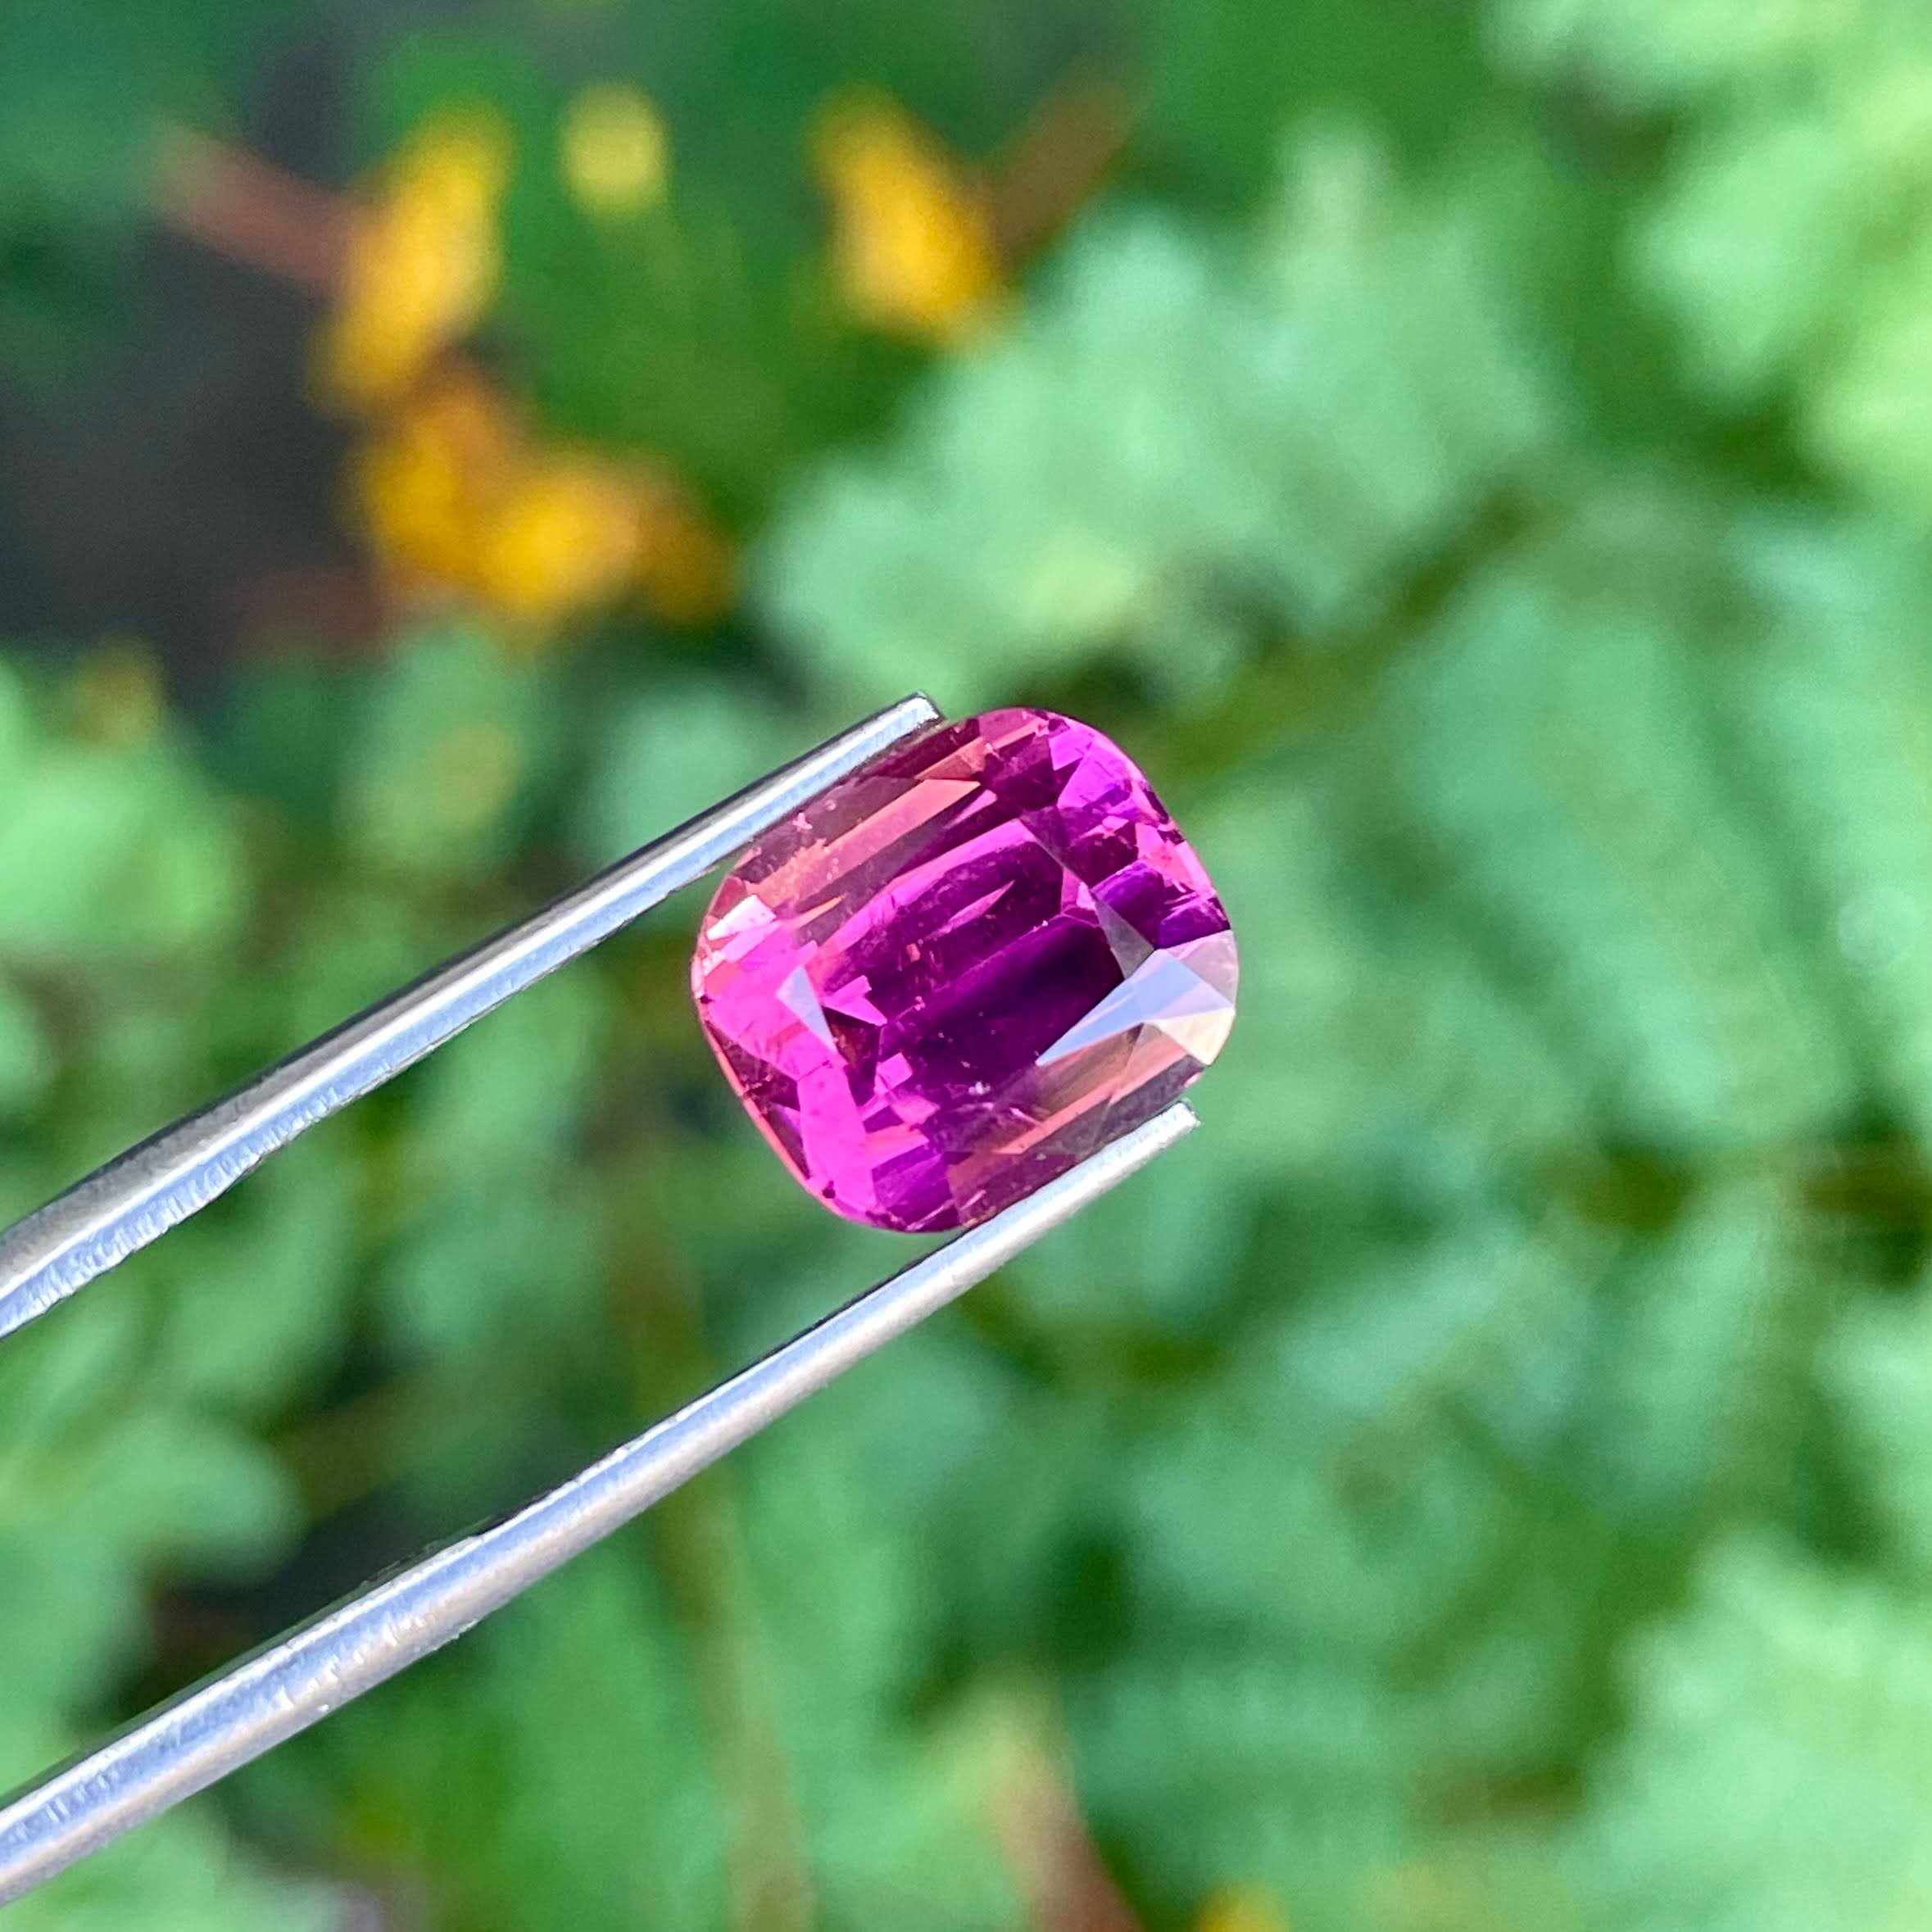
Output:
[7,2,1932,1927]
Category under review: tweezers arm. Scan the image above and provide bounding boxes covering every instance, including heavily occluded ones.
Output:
[0,1101,1195,1904]
[0,696,938,1346]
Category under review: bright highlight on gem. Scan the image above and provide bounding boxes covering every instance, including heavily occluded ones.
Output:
[690,708,1237,1231]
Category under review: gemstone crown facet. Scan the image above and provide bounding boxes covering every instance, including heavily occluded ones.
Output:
[689,708,1237,1231]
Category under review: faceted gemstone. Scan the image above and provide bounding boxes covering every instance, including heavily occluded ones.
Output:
[689,709,1238,1232]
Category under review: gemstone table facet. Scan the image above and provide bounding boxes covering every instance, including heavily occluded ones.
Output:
[689,709,1237,1232]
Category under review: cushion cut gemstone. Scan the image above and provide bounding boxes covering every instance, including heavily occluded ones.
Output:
[689,708,1238,1232]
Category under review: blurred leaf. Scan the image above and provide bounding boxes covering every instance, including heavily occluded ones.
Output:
[1579,1536,1932,1932]
[0,977,57,1118]
[1494,0,1932,528]
[732,1401,1029,1928]
[1823,1276,1932,1585]
[401,968,608,1178]
[0,1292,297,1712]
[574,675,796,866]
[759,125,1554,709]
[1723,517,1932,1146]
[265,1548,727,1932]
[1007,1127,1259,1339]
[1376,483,1857,1148]
[380,1171,606,1362]
[1144,0,1493,202]
[1118,1205,1603,1660]
[377,969,610,1360]
[1581,1176,1830,1534]
[1188,772,1593,1201]
[145,1137,361,1415]
[340,620,563,882]
[1488,0,1848,102]
[0,719,245,962]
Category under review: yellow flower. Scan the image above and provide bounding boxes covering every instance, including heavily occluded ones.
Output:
[473,455,647,631]
[560,83,671,216]
[813,92,1005,343]
[351,369,519,589]
[349,366,735,637]
[1195,1887,1291,1932]
[316,107,512,410]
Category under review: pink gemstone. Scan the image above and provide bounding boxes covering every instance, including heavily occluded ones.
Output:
[690,709,1238,1231]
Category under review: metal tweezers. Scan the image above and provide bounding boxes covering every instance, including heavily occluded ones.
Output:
[0,695,1195,1904]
